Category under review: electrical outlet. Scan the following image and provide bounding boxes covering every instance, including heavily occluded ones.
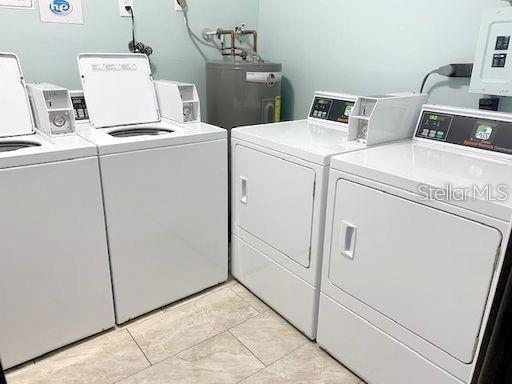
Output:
[119,0,133,17]
[175,0,182,11]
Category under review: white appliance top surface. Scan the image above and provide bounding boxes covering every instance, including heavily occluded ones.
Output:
[0,53,34,138]
[76,120,227,155]
[0,131,98,170]
[78,53,160,128]
[232,120,366,166]
[331,140,512,221]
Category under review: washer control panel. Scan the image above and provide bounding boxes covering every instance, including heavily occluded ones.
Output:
[309,96,354,124]
[416,109,512,155]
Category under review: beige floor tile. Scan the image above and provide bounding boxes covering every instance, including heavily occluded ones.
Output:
[128,288,259,364]
[117,308,165,330]
[201,278,239,296]
[118,332,264,384]
[240,343,361,384]
[159,279,237,312]
[229,283,270,313]
[6,330,149,384]
[230,311,309,365]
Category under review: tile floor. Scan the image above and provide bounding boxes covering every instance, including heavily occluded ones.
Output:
[6,280,364,384]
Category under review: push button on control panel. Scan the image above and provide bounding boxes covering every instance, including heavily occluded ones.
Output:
[417,112,453,142]
[496,36,510,51]
[493,53,507,68]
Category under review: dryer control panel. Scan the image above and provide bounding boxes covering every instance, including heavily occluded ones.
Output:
[309,95,355,124]
[416,108,512,155]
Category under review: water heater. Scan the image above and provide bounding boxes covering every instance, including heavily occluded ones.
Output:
[206,61,282,131]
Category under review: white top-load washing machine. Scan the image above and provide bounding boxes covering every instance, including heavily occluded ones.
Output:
[0,53,114,369]
[317,105,512,384]
[75,53,228,324]
[231,91,427,338]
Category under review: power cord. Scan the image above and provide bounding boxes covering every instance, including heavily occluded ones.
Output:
[420,63,474,93]
[125,5,154,56]
[127,5,136,52]
[176,0,221,50]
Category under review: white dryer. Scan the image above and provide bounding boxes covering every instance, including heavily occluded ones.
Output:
[75,53,228,324]
[317,105,512,384]
[0,53,114,369]
[231,91,427,338]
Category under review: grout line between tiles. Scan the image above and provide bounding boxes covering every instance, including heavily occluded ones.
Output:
[227,329,267,367]
[235,341,313,384]
[160,281,234,313]
[141,307,264,368]
[228,286,270,314]
[118,281,235,333]
[7,282,271,383]
[113,364,152,384]
[126,328,152,367]
[148,329,227,367]
[227,310,263,334]
[115,329,234,384]
[115,288,265,381]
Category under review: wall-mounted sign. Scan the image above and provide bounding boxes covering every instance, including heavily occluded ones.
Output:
[0,0,34,9]
[38,0,83,24]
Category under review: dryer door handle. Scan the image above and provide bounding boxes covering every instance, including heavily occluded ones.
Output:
[340,221,357,260]
[240,177,248,204]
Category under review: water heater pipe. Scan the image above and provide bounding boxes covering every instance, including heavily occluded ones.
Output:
[216,29,236,57]
[240,30,258,56]
[216,28,260,61]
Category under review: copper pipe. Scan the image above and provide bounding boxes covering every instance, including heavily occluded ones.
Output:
[216,29,236,57]
[240,30,258,54]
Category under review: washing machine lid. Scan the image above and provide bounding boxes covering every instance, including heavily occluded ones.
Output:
[78,53,160,129]
[0,53,35,138]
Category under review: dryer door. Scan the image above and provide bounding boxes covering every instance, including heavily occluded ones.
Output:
[328,179,501,364]
[234,144,316,268]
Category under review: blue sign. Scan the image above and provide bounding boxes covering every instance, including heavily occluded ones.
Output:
[49,0,73,16]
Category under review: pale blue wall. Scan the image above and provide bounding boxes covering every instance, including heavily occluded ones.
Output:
[0,0,259,108]
[2,1,511,120]
[258,0,511,119]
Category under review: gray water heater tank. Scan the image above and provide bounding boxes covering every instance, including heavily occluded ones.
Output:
[206,61,282,131]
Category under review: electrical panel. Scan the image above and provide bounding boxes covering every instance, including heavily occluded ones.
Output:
[470,8,512,96]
